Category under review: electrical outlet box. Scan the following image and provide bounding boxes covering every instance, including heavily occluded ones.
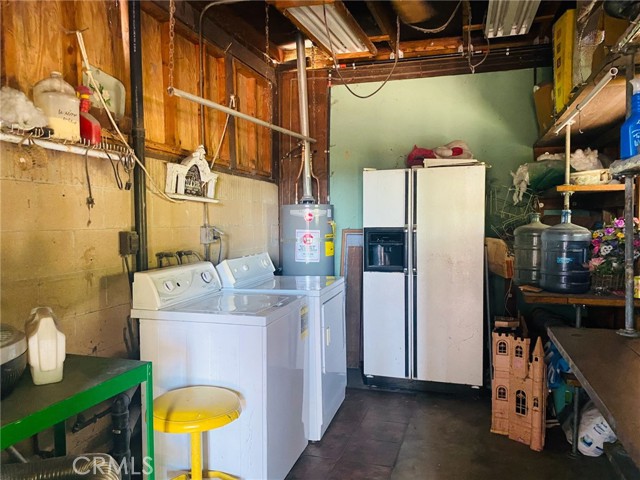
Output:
[119,231,140,256]
[200,226,220,244]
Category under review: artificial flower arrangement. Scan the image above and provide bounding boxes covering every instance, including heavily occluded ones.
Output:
[589,217,640,276]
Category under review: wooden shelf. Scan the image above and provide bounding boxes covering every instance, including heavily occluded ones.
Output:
[535,72,627,149]
[535,16,640,149]
[556,184,625,192]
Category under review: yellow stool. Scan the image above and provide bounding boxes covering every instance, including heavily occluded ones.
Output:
[153,386,242,480]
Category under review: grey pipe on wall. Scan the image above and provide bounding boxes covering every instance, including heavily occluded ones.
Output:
[128,0,148,272]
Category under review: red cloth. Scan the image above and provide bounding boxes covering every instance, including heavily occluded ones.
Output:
[406,145,436,166]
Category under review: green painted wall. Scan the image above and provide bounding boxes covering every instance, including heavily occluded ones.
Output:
[329,68,544,269]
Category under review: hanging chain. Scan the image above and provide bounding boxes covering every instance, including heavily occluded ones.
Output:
[265,2,273,121]
[168,0,176,89]
[265,2,270,66]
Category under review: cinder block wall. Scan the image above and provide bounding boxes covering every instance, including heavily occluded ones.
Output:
[145,156,280,266]
[1,144,279,344]
[1,143,133,356]
[0,144,279,455]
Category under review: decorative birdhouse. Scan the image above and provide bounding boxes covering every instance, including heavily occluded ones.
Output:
[165,145,218,202]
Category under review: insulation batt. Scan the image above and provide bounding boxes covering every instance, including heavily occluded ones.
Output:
[0,86,47,130]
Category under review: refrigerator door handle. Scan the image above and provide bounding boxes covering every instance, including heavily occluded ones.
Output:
[404,228,409,273]
[404,267,410,377]
[412,226,417,275]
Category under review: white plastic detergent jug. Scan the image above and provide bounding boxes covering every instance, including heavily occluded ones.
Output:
[25,307,66,385]
[32,72,80,142]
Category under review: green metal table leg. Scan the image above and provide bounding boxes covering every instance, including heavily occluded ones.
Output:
[145,362,155,480]
[54,421,66,456]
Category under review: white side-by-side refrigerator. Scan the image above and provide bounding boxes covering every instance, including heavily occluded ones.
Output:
[362,164,485,386]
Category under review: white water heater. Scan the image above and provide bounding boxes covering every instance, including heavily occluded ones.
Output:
[281,204,335,275]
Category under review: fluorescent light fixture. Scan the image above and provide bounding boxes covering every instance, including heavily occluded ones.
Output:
[485,0,541,38]
[275,1,377,58]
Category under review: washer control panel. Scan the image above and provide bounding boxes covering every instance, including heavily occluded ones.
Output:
[132,261,222,310]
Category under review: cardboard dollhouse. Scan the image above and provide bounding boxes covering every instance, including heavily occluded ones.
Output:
[491,327,547,451]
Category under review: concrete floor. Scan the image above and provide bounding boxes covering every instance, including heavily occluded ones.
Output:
[286,371,615,480]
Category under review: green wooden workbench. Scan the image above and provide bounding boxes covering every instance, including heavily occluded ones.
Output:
[1,354,154,479]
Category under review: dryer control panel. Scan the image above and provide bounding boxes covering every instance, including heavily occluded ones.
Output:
[132,262,222,310]
[216,252,275,288]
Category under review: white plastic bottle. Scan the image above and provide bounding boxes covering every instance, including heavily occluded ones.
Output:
[33,72,80,142]
[25,306,66,385]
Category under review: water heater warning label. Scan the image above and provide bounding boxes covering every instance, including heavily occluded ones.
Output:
[295,229,320,263]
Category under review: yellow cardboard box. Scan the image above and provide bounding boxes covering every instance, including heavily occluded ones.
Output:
[533,83,554,133]
[553,9,575,114]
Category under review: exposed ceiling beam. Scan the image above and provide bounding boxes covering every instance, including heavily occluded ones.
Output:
[208,5,285,63]
[327,45,552,84]
[462,14,556,32]
[280,34,551,68]
[146,0,276,83]
[366,1,398,51]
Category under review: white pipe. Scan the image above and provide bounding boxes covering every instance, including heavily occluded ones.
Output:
[554,67,618,134]
[296,33,315,203]
[563,122,571,210]
[167,87,316,143]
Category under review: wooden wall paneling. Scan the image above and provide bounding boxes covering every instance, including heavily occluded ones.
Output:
[279,71,302,206]
[234,62,258,174]
[75,2,116,77]
[75,1,129,117]
[160,21,176,147]
[117,0,131,117]
[345,245,363,368]
[205,46,230,168]
[271,75,281,187]
[309,71,329,202]
[256,78,272,176]
[224,55,237,170]
[141,10,166,145]
[1,1,78,94]
[341,229,364,368]
[277,69,330,205]
[173,34,200,152]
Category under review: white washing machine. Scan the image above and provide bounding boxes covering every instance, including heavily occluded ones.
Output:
[216,252,346,441]
[131,261,308,480]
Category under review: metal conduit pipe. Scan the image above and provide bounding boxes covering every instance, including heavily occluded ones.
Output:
[1,454,121,480]
[296,33,315,204]
[128,0,148,272]
[111,388,136,480]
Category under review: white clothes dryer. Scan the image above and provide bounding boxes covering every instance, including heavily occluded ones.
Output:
[216,252,346,441]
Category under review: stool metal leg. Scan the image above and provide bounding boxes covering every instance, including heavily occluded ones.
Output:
[571,386,580,458]
[191,432,202,480]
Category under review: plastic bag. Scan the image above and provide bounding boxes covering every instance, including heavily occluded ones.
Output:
[566,400,617,457]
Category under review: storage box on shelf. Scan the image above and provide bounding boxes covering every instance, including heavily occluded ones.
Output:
[574,5,630,88]
[553,9,576,114]
[537,10,640,149]
[533,83,554,133]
